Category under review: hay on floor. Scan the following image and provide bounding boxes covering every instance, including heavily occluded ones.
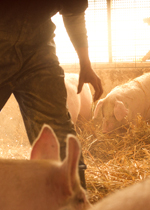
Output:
[76,115,150,203]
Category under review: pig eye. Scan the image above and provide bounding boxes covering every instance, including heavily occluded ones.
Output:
[78,198,85,203]
[75,192,86,205]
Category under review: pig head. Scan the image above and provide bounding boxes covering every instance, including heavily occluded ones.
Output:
[94,97,129,133]
[0,125,91,210]
[94,73,150,133]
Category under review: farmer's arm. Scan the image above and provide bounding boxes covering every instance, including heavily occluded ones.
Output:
[59,2,103,101]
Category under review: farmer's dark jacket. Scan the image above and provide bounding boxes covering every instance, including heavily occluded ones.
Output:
[0,0,88,51]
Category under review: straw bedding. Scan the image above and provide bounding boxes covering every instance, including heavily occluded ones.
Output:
[76,115,150,203]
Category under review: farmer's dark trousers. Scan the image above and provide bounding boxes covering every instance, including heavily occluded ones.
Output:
[0,29,86,189]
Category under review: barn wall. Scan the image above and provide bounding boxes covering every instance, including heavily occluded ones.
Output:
[63,63,150,98]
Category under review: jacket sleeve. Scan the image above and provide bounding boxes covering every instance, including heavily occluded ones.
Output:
[59,0,88,49]
[59,0,88,15]
[62,12,88,49]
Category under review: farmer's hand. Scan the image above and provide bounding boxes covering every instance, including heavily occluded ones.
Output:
[77,64,103,102]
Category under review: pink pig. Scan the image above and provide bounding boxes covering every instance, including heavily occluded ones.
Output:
[90,179,150,210]
[93,73,150,133]
[65,73,93,124]
[0,125,91,210]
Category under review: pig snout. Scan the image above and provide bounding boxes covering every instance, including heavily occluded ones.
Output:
[102,118,115,133]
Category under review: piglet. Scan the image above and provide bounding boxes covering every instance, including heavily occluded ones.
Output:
[90,178,150,210]
[0,125,91,210]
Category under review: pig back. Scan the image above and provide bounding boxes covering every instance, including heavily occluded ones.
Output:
[90,179,150,210]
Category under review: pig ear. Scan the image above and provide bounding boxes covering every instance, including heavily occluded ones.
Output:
[61,135,81,195]
[66,135,81,188]
[30,124,60,161]
[114,100,128,121]
[93,99,104,118]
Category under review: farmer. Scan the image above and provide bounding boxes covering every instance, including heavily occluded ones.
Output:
[0,0,103,188]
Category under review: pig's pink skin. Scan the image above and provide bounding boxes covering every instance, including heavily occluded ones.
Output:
[93,73,150,133]
[0,125,91,210]
[65,73,92,124]
[90,179,150,210]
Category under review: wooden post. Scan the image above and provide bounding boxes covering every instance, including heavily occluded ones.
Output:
[107,0,112,63]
